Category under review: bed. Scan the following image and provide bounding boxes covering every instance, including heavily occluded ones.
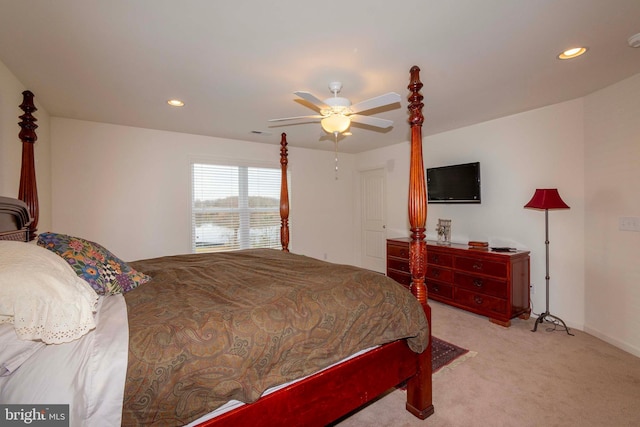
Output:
[0,66,433,426]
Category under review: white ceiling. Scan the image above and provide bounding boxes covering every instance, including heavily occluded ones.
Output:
[1,0,639,154]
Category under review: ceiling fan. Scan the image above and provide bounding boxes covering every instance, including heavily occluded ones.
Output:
[268,82,401,135]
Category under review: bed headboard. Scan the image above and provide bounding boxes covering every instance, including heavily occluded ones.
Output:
[0,196,32,242]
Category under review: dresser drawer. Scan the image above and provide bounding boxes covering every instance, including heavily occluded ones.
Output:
[427,281,453,300]
[426,251,453,267]
[454,272,508,299]
[387,269,411,287]
[387,258,410,274]
[455,288,507,315]
[387,243,410,260]
[426,265,453,282]
[455,256,507,277]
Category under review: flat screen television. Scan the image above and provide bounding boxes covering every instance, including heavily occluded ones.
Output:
[427,162,481,204]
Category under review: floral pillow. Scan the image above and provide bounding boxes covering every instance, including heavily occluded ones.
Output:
[37,232,151,295]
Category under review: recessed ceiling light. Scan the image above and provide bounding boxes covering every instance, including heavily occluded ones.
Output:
[557,47,588,60]
[167,99,185,107]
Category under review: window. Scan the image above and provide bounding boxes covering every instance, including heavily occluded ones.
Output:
[191,162,283,253]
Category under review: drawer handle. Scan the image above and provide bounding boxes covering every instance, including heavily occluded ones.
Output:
[432,269,440,278]
[473,279,483,288]
[474,296,483,305]
[432,255,440,263]
[433,285,440,292]
[473,262,483,270]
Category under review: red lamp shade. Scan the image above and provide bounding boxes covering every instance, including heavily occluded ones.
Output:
[524,188,570,210]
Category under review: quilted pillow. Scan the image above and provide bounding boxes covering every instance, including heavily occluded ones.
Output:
[37,232,151,295]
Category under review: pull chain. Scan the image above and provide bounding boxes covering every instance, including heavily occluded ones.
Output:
[333,131,339,180]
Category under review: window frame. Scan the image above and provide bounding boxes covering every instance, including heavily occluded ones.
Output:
[190,157,289,253]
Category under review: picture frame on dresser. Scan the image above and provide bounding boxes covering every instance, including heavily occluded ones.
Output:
[387,238,531,327]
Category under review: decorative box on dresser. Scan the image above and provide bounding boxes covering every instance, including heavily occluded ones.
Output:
[386,238,531,327]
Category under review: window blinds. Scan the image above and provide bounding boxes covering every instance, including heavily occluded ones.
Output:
[192,163,283,253]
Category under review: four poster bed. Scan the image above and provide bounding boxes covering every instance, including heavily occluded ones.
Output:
[0,66,433,426]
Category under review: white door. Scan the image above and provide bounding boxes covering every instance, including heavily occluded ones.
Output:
[360,168,386,272]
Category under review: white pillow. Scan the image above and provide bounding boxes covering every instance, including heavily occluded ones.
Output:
[0,241,98,344]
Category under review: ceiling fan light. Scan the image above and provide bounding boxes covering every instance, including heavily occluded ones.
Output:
[321,114,351,134]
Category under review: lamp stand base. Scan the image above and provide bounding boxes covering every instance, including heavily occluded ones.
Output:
[531,311,574,336]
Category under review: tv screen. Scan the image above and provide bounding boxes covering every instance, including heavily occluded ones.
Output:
[427,162,481,204]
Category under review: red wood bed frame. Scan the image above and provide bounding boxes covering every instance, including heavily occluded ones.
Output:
[13,65,433,426]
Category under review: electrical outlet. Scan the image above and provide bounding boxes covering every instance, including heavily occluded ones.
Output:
[619,217,640,232]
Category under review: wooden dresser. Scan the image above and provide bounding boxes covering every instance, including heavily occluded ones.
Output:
[387,237,531,326]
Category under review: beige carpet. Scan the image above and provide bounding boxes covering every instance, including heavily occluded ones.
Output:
[335,301,640,427]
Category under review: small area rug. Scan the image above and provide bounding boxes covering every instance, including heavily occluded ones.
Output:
[397,337,474,390]
[431,336,474,374]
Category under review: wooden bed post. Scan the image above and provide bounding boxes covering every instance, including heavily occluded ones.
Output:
[279,133,290,252]
[405,65,434,419]
[18,90,39,241]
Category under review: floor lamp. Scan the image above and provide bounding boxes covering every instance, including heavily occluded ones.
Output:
[524,188,573,335]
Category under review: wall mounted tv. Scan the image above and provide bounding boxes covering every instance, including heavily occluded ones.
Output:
[427,162,481,204]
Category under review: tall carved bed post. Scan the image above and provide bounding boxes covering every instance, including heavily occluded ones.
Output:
[279,133,290,252]
[405,66,434,419]
[18,90,39,241]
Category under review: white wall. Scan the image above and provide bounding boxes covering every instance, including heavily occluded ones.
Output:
[0,60,52,233]
[357,99,586,330]
[50,118,355,263]
[425,100,586,330]
[583,73,640,357]
[287,144,356,263]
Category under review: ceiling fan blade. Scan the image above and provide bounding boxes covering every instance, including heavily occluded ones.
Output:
[294,91,330,110]
[350,114,394,129]
[349,92,401,114]
[268,114,323,122]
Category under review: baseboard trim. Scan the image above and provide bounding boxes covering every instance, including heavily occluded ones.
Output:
[583,325,640,358]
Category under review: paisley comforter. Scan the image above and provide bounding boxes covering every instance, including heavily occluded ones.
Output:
[123,249,429,425]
